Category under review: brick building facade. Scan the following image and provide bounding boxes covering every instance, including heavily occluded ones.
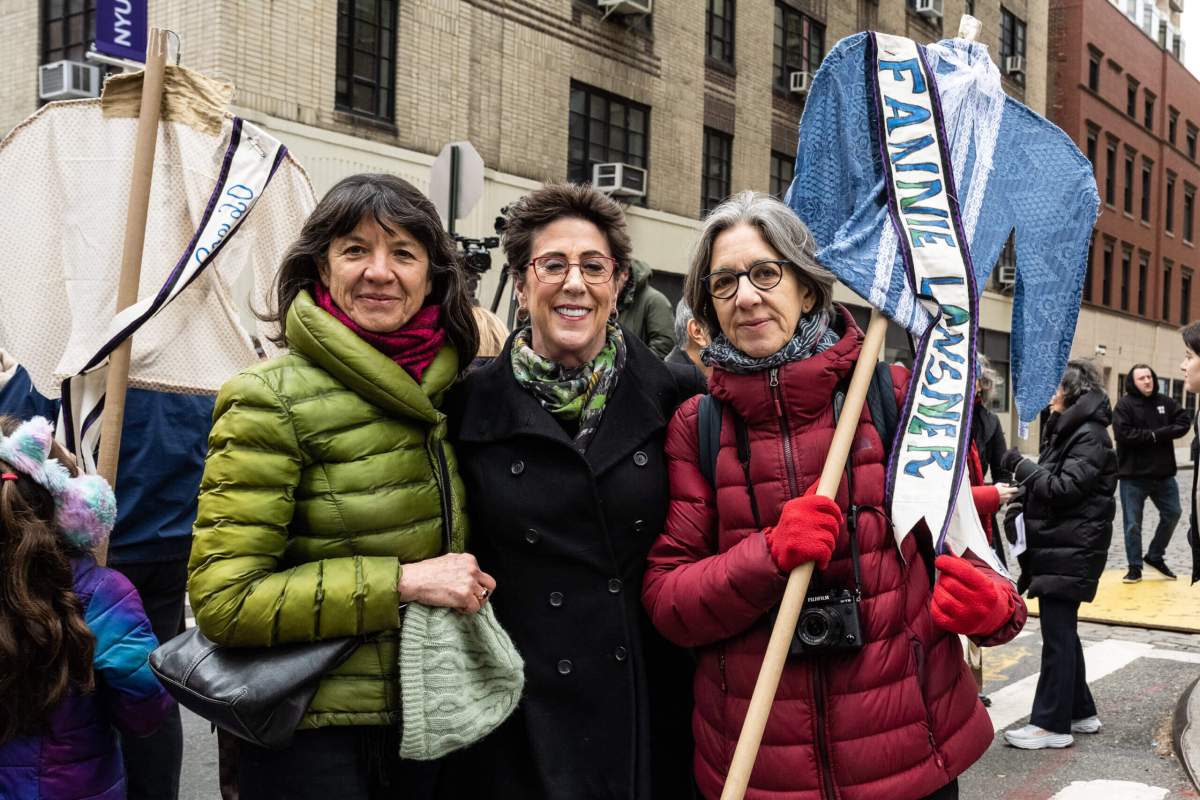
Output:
[2,0,1055,438]
[1049,0,1198,415]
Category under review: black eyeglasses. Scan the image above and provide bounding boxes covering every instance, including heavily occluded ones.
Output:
[705,260,788,300]
[529,254,618,284]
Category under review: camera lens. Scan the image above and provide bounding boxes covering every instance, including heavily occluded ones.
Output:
[797,607,843,648]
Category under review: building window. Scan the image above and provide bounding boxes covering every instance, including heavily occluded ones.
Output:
[979,328,1011,413]
[568,82,650,203]
[706,0,736,66]
[1185,184,1196,243]
[1126,78,1138,117]
[1182,268,1193,324]
[701,128,732,216]
[1085,127,1098,173]
[770,150,794,198]
[1138,251,1149,315]
[1084,233,1096,301]
[1102,240,1114,306]
[42,0,97,64]
[1170,107,1179,144]
[1144,92,1156,129]
[1141,159,1152,222]
[1087,47,1101,91]
[1105,140,1117,205]
[1167,174,1176,233]
[773,3,824,93]
[1188,123,1198,160]
[1123,150,1135,214]
[335,0,397,122]
[1000,7,1026,86]
[1164,260,1173,320]
[1120,246,1131,311]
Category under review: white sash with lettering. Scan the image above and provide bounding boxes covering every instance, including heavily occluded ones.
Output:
[870,32,1006,576]
[58,119,286,472]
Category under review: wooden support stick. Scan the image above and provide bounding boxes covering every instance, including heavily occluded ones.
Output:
[94,29,168,565]
[720,310,890,800]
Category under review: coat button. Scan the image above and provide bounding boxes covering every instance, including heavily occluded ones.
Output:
[525,528,540,544]
[549,591,564,607]
[633,519,646,534]
[614,646,628,662]
[608,578,623,594]
[633,451,649,467]
[510,460,525,475]
[557,659,573,675]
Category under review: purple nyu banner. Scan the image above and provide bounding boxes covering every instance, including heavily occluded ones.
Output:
[95,0,148,62]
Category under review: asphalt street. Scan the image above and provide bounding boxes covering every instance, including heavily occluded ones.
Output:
[175,471,1200,799]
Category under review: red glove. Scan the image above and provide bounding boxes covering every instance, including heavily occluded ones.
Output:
[930,554,1010,637]
[764,494,842,572]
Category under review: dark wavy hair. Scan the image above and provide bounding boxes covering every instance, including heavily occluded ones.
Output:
[1182,320,1200,354]
[261,173,478,365]
[0,416,95,743]
[501,183,633,287]
[1059,359,1106,408]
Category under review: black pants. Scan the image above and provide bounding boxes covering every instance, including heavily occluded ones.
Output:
[113,558,188,800]
[238,726,436,800]
[1030,596,1097,734]
[921,779,959,800]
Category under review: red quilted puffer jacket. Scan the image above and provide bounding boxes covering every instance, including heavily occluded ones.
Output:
[642,308,1025,800]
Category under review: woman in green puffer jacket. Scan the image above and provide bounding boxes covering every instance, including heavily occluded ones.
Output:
[187,174,485,799]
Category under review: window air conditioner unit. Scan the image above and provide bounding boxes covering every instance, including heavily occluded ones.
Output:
[914,0,943,20]
[789,71,813,96]
[1005,56,1026,78]
[38,60,101,101]
[592,162,648,199]
[598,0,652,16]
[996,265,1017,286]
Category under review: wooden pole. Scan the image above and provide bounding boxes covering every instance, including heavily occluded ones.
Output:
[93,29,169,565]
[720,310,890,800]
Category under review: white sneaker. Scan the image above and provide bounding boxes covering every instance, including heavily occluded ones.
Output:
[1003,724,1075,749]
[1071,715,1102,734]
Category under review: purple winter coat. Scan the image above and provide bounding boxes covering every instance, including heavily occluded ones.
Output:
[0,557,175,800]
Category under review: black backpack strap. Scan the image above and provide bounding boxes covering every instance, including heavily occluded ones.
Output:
[866,361,898,456]
[697,394,723,488]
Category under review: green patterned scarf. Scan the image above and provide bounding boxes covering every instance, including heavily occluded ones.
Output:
[510,322,626,451]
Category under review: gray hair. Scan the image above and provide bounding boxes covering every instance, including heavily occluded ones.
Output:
[976,353,1000,403]
[683,191,836,337]
[673,299,694,347]
[1059,359,1105,408]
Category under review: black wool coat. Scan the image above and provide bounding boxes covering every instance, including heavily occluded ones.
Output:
[1012,390,1117,602]
[440,330,704,800]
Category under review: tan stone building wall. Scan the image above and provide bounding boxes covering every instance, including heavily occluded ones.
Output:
[0,0,1061,441]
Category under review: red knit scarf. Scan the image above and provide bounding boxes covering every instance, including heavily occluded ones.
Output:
[313,283,446,382]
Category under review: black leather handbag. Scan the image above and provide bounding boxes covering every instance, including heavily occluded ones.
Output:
[149,626,359,750]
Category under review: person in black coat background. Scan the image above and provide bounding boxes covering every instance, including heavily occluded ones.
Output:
[972,354,1010,567]
[441,184,703,799]
[999,360,1117,751]
[1112,364,1191,581]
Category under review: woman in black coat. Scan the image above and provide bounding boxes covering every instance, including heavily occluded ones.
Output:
[999,359,1117,751]
[441,184,703,799]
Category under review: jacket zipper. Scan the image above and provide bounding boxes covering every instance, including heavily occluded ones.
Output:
[811,664,837,800]
[770,368,800,498]
[912,637,946,771]
[435,442,454,552]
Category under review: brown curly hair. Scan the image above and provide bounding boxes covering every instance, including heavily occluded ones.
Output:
[0,416,95,743]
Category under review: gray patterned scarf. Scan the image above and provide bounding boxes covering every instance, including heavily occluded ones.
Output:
[701,309,839,374]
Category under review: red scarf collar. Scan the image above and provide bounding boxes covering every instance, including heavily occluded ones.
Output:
[313,284,446,382]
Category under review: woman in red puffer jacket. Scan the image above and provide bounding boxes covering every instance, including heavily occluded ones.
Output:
[642,192,1026,800]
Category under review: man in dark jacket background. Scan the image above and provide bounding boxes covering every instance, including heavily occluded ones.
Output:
[618,259,675,359]
[664,299,709,383]
[1113,364,1191,582]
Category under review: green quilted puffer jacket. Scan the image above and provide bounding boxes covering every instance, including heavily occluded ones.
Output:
[188,290,469,729]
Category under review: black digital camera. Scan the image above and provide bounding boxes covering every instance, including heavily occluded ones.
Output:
[792,587,863,655]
